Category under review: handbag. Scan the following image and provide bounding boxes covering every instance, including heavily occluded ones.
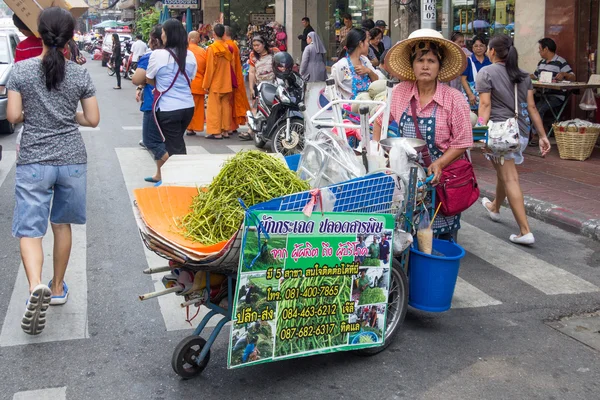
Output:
[410,99,479,217]
[487,83,521,156]
[152,49,191,141]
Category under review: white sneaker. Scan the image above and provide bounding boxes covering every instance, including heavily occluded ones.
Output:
[509,233,535,245]
[481,197,501,222]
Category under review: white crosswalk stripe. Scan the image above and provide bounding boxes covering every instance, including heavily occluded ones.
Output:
[115,146,224,331]
[0,150,16,188]
[460,222,599,295]
[452,277,502,309]
[12,387,67,400]
[0,225,88,347]
[122,126,142,130]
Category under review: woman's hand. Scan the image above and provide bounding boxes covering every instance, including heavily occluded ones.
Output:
[427,160,444,185]
[354,64,370,75]
[468,92,477,106]
[539,136,551,157]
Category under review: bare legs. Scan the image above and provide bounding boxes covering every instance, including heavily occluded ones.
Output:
[153,152,169,182]
[21,223,73,296]
[487,159,531,237]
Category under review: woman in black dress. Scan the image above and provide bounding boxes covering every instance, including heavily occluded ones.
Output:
[112,33,121,89]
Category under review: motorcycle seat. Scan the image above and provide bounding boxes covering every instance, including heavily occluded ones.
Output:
[260,83,277,106]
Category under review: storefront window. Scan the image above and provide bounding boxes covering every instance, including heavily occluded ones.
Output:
[224,0,276,44]
[325,0,375,63]
[438,0,516,43]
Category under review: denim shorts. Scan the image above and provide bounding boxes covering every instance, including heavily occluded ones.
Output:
[13,163,87,238]
[142,111,167,161]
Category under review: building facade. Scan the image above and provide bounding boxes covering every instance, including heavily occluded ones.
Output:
[199,0,599,82]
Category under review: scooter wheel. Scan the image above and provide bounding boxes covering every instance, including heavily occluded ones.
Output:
[172,336,210,379]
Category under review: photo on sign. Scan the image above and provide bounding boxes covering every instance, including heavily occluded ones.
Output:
[274,274,352,358]
[355,233,392,268]
[235,272,278,330]
[230,320,275,367]
[348,304,385,345]
[351,268,390,306]
[241,229,287,272]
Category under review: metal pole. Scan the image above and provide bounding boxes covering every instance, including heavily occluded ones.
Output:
[220,0,224,13]
[441,0,452,39]
[284,0,287,28]
[421,0,437,30]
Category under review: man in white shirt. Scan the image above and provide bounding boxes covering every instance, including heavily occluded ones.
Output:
[130,34,148,65]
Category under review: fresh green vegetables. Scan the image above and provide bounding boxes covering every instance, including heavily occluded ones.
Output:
[359,287,386,305]
[180,151,310,245]
[360,258,382,267]
[359,334,375,343]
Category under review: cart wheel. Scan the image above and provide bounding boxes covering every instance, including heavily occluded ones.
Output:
[172,336,211,379]
[356,258,408,356]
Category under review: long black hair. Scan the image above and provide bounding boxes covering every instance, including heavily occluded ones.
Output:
[162,18,187,72]
[337,28,367,59]
[112,33,120,52]
[38,7,75,91]
[488,34,528,84]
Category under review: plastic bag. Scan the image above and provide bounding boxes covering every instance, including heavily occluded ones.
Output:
[579,89,597,111]
[298,129,366,188]
[393,229,413,256]
[416,212,433,255]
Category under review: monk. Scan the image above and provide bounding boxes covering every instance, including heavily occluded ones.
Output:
[186,31,207,136]
[203,24,234,139]
[224,26,251,138]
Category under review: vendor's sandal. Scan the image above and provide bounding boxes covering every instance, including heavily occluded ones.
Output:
[481,197,500,222]
[509,233,535,245]
[239,132,252,141]
[205,135,223,140]
[144,177,160,183]
[22,284,52,335]
[48,280,69,306]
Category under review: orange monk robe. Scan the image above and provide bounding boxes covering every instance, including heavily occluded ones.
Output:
[225,39,250,130]
[187,43,207,132]
[203,40,234,135]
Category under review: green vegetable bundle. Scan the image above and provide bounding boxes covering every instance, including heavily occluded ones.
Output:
[180,151,310,245]
[361,258,382,267]
[359,287,386,305]
[359,334,375,343]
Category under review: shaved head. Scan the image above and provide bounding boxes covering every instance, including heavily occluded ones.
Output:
[188,31,200,44]
[224,25,232,40]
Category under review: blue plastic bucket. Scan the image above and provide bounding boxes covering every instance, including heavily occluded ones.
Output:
[408,239,465,312]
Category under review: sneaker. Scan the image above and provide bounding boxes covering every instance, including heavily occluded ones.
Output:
[138,140,147,149]
[22,284,52,335]
[48,280,69,306]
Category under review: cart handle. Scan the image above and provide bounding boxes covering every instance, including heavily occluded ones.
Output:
[311,99,387,129]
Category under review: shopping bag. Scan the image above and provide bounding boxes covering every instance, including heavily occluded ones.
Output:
[579,88,597,111]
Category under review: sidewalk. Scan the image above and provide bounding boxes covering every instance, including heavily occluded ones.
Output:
[471,144,600,241]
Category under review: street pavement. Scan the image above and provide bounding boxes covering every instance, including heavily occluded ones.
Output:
[0,61,599,400]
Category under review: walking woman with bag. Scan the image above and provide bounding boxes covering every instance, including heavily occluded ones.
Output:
[145,19,197,183]
[6,7,99,335]
[373,29,477,239]
[476,34,551,245]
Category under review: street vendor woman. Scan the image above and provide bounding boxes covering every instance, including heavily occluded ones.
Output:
[373,29,472,239]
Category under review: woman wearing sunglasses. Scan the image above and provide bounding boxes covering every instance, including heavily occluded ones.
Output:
[373,29,473,239]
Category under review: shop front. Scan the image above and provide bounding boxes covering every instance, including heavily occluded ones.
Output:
[437,0,516,42]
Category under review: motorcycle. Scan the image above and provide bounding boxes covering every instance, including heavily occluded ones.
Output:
[247,71,306,156]
[121,40,136,80]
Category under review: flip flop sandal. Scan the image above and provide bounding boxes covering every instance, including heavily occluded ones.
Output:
[21,284,52,335]
[239,133,252,141]
[223,134,231,139]
[205,135,223,140]
[144,177,160,183]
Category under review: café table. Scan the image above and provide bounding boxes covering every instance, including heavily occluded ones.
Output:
[532,81,600,137]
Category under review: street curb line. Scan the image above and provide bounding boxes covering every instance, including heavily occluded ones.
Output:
[478,182,600,242]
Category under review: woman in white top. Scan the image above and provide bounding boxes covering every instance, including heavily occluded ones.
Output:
[146,19,197,182]
[331,28,381,100]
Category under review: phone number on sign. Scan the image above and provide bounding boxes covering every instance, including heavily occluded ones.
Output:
[283,285,340,300]
[281,303,338,321]
[279,323,337,340]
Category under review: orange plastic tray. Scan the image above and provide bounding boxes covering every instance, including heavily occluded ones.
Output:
[133,186,229,254]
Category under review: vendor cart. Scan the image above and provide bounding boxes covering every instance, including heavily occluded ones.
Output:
[133,96,460,378]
